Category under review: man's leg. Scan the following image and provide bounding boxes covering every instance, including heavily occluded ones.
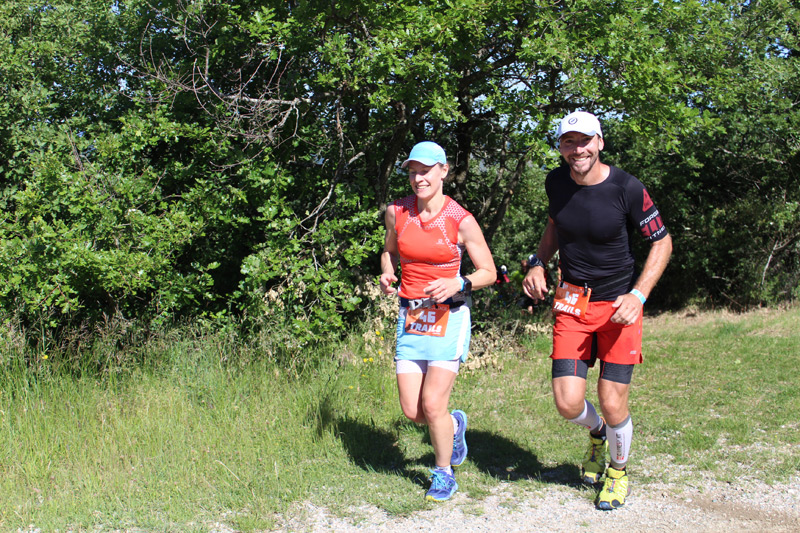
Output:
[552,374,589,420]
[596,368,634,510]
[597,376,632,468]
[552,363,608,484]
[551,311,609,484]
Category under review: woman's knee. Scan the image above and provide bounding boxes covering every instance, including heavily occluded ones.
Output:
[400,403,426,424]
[403,409,427,424]
[398,394,426,423]
[420,397,446,420]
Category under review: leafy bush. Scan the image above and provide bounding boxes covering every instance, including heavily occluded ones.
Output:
[1,0,797,363]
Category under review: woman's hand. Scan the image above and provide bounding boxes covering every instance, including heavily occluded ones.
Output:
[380,272,398,295]
[424,277,462,303]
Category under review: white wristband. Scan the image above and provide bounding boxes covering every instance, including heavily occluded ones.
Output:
[629,289,646,305]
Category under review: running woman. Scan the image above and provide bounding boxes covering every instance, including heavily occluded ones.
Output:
[379,141,496,502]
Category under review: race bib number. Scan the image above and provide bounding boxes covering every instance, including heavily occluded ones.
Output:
[552,281,591,319]
[404,304,449,337]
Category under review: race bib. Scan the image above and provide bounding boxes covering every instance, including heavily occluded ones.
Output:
[552,280,591,319]
[404,304,450,337]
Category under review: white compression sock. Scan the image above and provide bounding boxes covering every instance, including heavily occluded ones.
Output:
[568,400,603,433]
[607,415,633,469]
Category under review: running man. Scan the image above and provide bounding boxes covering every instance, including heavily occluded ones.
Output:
[522,111,672,510]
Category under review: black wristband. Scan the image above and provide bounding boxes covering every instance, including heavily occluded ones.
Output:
[528,254,545,269]
[460,276,472,294]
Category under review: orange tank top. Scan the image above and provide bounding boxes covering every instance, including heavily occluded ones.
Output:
[392,195,471,299]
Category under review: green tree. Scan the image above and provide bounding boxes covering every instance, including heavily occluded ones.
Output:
[611,0,800,307]
[2,0,796,354]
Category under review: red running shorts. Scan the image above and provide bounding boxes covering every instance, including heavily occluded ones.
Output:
[551,300,643,365]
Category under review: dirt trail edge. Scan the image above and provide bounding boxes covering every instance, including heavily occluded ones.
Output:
[272,475,800,533]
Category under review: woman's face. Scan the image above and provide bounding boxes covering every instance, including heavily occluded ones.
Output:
[407,160,448,199]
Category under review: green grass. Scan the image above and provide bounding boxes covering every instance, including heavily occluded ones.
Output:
[1,305,799,530]
[635,306,800,482]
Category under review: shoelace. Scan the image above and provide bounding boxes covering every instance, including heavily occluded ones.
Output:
[430,470,452,489]
[587,437,605,460]
[606,473,626,493]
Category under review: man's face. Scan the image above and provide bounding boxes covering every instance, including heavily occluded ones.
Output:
[558,131,604,177]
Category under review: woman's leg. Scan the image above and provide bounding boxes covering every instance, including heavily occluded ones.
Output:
[420,366,458,467]
[397,370,427,424]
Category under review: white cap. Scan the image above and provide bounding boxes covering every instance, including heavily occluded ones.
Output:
[556,111,603,139]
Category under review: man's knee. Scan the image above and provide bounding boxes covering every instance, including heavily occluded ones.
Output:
[554,397,585,419]
[552,377,587,419]
[599,400,628,425]
[598,386,630,425]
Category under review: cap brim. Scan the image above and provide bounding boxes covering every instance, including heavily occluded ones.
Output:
[559,128,600,138]
[401,157,440,168]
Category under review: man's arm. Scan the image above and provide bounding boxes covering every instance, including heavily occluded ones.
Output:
[611,234,673,324]
[522,217,558,302]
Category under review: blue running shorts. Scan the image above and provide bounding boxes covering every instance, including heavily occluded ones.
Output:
[395,305,471,363]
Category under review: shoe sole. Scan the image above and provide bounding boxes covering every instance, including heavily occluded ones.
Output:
[596,487,630,510]
[596,499,625,510]
[451,409,468,467]
[582,473,602,484]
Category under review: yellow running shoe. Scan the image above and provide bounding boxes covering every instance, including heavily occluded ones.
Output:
[581,434,608,484]
[596,466,629,510]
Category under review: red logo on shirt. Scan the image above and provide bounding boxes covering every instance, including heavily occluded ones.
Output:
[642,189,654,211]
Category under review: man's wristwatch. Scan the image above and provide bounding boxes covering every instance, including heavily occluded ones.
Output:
[460,276,472,294]
[527,254,545,269]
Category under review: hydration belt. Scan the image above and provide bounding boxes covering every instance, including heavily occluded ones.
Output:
[399,296,469,310]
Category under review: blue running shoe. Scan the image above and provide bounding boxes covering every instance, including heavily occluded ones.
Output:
[425,469,458,502]
[451,409,468,467]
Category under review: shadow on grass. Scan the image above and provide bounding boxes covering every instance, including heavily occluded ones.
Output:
[332,417,429,488]
[331,415,579,488]
[466,429,580,485]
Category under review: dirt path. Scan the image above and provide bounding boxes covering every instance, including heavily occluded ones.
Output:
[273,475,800,532]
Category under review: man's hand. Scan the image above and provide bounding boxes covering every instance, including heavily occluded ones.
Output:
[610,293,642,325]
[522,267,548,302]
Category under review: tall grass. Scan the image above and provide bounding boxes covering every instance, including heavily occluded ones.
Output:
[0,305,798,530]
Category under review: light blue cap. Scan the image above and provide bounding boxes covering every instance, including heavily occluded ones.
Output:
[401,141,447,168]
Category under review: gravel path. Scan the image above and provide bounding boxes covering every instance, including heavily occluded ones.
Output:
[274,474,800,532]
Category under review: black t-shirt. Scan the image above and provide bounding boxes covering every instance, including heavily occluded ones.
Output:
[546,165,669,300]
